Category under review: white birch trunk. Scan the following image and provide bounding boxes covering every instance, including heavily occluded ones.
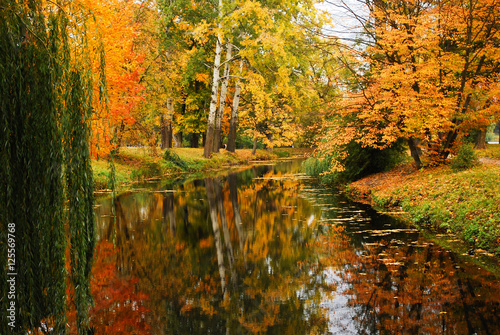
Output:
[227,59,244,152]
[213,43,233,152]
[203,0,224,158]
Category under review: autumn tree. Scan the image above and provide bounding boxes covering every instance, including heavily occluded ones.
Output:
[146,0,334,156]
[154,0,216,149]
[320,0,500,170]
[215,0,331,154]
[129,0,178,149]
[439,0,500,156]
[83,0,145,157]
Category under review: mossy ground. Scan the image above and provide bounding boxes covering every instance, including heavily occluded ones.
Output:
[347,157,500,257]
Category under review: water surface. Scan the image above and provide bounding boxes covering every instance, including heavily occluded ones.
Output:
[92,160,500,334]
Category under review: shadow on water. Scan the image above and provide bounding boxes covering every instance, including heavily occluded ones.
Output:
[92,159,500,334]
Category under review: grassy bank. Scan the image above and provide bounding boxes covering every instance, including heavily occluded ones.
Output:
[92,147,308,190]
[476,144,500,159]
[346,161,500,257]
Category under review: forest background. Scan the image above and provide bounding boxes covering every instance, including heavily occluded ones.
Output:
[2,0,500,181]
[80,0,500,182]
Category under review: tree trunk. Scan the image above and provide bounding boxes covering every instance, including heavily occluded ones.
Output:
[173,132,183,148]
[408,137,422,169]
[160,116,173,149]
[190,133,199,148]
[165,123,172,148]
[214,43,232,153]
[204,0,223,158]
[227,59,243,153]
[266,132,273,153]
[160,114,167,149]
[252,136,258,155]
[441,94,473,159]
[161,98,174,149]
[474,128,487,149]
[114,121,126,153]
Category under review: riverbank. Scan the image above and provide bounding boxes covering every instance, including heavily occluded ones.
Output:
[346,158,500,258]
[92,147,310,191]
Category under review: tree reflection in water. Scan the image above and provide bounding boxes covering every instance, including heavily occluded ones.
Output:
[338,238,500,334]
[93,165,331,334]
[92,162,500,334]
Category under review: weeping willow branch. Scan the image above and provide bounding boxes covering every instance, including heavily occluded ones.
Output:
[0,1,104,334]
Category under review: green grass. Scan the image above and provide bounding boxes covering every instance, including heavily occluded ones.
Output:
[364,164,500,256]
[91,146,280,191]
[476,144,500,159]
[92,157,134,190]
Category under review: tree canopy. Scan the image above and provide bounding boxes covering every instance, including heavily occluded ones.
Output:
[318,0,500,170]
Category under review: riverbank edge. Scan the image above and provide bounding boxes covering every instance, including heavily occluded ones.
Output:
[92,147,311,193]
[343,162,500,269]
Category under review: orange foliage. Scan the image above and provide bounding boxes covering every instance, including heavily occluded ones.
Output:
[81,0,145,157]
[88,241,151,334]
[320,0,500,168]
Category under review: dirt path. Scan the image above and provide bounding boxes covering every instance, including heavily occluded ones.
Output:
[479,157,500,165]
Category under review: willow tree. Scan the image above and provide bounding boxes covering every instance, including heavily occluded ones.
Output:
[0,1,99,333]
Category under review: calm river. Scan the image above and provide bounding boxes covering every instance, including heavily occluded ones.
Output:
[92,160,500,334]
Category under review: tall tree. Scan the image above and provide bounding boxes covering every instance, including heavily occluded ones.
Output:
[156,0,216,149]
[216,0,331,153]
[83,0,145,157]
[439,0,500,157]
[214,43,233,152]
[204,0,224,157]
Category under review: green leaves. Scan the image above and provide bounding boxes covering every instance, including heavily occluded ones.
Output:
[0,1,97,333]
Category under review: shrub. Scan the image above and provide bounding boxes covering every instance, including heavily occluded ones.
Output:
[235,133,264,149]
[342,139,406,181]
[302,139,406,185]
[275,150,291,158]
[451,143,479,171]
[94,171,109,190]
[163,149,189,170]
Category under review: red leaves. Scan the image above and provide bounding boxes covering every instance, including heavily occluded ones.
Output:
[89,241,151,334]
